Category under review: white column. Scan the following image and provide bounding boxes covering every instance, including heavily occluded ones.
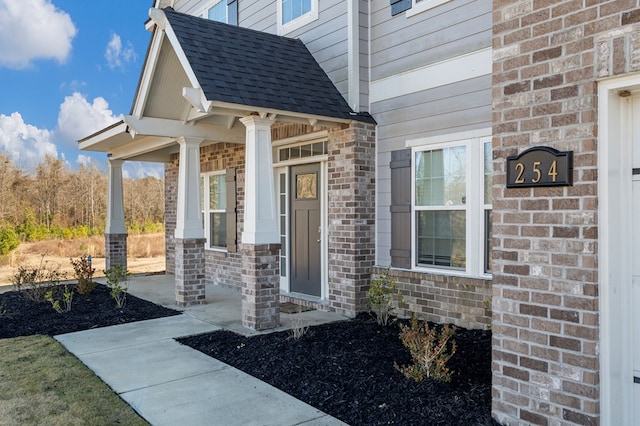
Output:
[240,115,279,244]
[175,137,205,240]
[106,158,126,234]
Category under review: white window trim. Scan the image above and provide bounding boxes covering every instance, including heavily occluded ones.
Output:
[201,171,227,252]
[277,0,319,36]
[197,0,227,22]
[409,132,491,279]
[406,0,451,18]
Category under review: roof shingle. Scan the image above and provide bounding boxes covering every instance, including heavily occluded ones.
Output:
[163,8,374,123]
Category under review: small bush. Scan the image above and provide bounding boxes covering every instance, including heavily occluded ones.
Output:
[12,255,66,302]
[70,255,96,294]
[367,269,403,326]
[288,306,310,341]
[44,284,74,313]
[104,265,130,308]
[395,316,457,383]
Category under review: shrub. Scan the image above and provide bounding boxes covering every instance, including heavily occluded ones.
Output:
[12,255,66,302]
[395,316,457,383]
[70,255,96,294]
[0,225,20,255]
[44,284,74,313]
[104,265,130,308]
[367,269,403,326]
[288,306,310,341]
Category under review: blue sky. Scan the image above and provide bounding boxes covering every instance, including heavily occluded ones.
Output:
[0,0,163,178]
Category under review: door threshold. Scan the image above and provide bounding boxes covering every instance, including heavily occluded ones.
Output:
[280,291,329,312]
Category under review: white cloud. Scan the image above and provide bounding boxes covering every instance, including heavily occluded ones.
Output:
[0,112,57,167]
[55,92,123,148]
[0,0,76,69]
[76,154,94,167]
[123,162,164,179]
[105,32,138,70]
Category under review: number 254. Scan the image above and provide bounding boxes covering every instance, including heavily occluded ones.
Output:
[514,160,558,184]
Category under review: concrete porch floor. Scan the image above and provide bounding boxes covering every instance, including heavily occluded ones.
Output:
[124,273,349,336]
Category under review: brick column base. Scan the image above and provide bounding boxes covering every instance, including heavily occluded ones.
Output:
[240,243,280,330]
[105,233,127,271]
[174,238,206,307]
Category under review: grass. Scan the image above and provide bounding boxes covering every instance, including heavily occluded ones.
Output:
[0,335,149,426]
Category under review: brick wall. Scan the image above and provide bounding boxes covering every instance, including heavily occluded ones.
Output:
[164,157,177,275]
[327,122,376,316]
[492,2,640,424]
[374,267,492,330]
[201,142,246,288]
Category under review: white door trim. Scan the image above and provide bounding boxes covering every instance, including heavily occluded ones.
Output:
[597,73,640,426]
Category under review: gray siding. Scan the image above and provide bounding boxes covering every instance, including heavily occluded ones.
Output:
[374,75,492,266]
[370,0,492,267]
[358,0,370,110]
[370,0,492,81]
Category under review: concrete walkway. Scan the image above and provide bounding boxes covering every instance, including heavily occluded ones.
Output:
[55,275,349,426]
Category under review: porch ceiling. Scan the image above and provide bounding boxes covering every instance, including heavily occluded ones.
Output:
[78,6,374,163]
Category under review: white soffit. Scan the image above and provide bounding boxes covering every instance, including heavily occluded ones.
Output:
[370,47,492,104]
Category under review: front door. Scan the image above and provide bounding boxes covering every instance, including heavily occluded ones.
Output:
[290,163,321,296]
[632,94,640,419]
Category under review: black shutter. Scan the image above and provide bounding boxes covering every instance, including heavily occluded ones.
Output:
[227,0,238,26]
[225,168,237,252]
[390,0,411,16]
[390,149,412,268]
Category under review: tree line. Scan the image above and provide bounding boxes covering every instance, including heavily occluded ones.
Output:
[0,152,165,254]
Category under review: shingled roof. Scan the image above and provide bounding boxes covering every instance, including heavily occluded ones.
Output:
[163,8,374,123]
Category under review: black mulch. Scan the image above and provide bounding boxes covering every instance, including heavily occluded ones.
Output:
[0,283,180,339]
[178,314,499,426]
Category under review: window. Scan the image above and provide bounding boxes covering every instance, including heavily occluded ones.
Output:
[390,0,451,17]
[277,0,318,35]
[201,172,227,249]
[483,142,492,273]
[411,139,491,276]
[198,0,238,25]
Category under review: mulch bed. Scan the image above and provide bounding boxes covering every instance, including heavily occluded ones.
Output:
[178,314,499,426]
[0,283,179,339]
[1,285,498,425]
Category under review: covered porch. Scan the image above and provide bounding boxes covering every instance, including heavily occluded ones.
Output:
[79,7,376,331]
[125,273,348,337]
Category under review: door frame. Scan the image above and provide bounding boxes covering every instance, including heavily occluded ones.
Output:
[598,73,640,426]
[273,138,328,300]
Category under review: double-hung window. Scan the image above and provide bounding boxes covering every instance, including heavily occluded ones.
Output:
[198,0,238,25]
[412,139,492,275]
[277,0,318,35]
[201,173,227,249]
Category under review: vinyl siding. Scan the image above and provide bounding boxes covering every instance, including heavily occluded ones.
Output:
[370,0,492,267]
[370,0,491,81]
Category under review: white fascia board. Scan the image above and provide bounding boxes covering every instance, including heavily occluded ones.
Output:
[370,47,492,104]
[78,121,129,152]
[132,27,164,118]
[208,100,352,127]
[125,116,246,143]
[109,136,176,160]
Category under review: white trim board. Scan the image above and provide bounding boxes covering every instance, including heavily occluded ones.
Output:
[369,47,492,104]
[597,73,640,426]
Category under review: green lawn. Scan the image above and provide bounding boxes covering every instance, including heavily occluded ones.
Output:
[0,335,148,426]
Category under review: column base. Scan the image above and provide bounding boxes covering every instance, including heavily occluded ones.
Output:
[175,238,206,307]
[240,243,281,330]
[105,233,128,272]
